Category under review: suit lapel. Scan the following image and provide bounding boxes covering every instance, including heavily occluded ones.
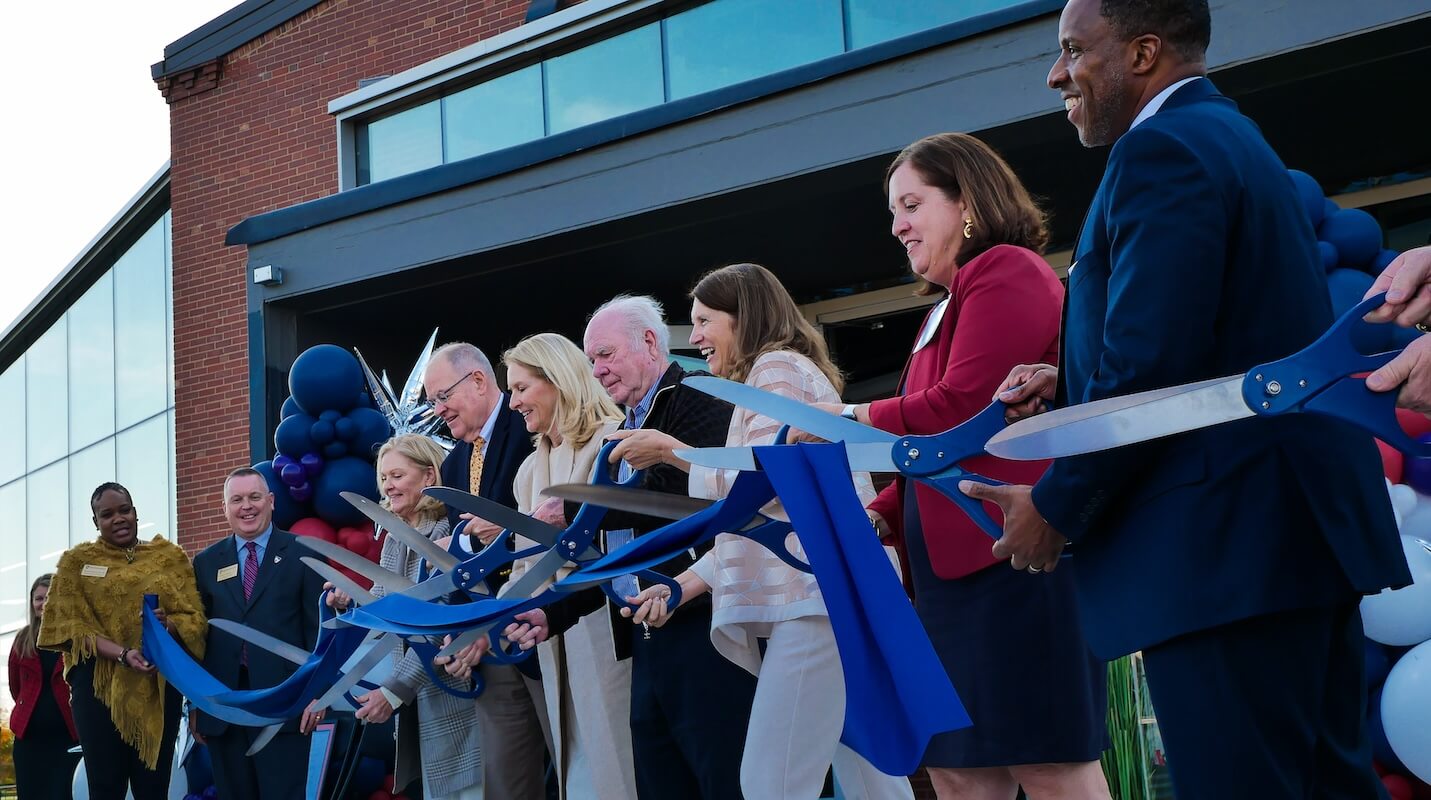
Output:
[479,404,517,498]
[244,532,288,609]
[217,534,246,611]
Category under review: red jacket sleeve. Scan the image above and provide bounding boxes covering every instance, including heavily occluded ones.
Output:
[7,643,20,702]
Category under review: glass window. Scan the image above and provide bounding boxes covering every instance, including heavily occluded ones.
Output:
[666,0,844,100]
[0,480,26,631]
[846,0,1008,50]
[117,414,173,542]
[27,460,69,577]
[164,212,176,410]
[26,322,67,469]
[0,360,23,484]
[546,23,664,134]
[69,272,116,450]
[445,65,546,162]
[365,101,443,184]
[114,222,169,429]
[69,439,115,547]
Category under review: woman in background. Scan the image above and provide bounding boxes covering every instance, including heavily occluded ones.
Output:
[9,573,81,798]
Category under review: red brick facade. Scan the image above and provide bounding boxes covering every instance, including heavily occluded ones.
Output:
[165,0,548,553]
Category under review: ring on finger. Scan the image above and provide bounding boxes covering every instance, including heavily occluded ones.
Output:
[1028,565,1043,574]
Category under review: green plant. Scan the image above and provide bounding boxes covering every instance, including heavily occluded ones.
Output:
[1101,654,1150,800]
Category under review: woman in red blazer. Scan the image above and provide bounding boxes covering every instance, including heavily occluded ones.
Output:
[819,134,1109,798]
[8,573,80,799]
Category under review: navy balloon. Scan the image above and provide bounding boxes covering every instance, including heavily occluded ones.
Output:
[313,456,377,526]
[1374,248,1400,274]
[334,416,358,442]
[1287,169,1326,228]
[1318,240,1339,272]
[252,460,309,529]
[290,482,313,503]
[1327,269,1401,353]
[300,452,324,478]
[288,345,366,416]
[1319,208,1383,270]
[1403,434,1431,495]
[319,409,342,423]
[323,441,349,459]
[273,453,296,472]
[279,462,306,488]
[280,396,303,420]
[1322,198,1340,222]
[348,406,394,460]
[275,414,316,459]
[311,418,336,446]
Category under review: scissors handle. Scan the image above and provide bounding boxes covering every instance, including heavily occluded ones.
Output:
[598,570,684,613]
[1243,292,1431,457]
[410,639,488,698]
[893,401,1010,477]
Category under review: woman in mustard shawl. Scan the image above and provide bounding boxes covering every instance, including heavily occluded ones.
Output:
[39,482,206,800]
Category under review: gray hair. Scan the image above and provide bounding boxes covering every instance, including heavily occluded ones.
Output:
[430,341,495,379]
[587,295,670,357]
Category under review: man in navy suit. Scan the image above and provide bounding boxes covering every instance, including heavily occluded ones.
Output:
[424,341,551,800]
[192,467,325,800]
[963,0,1412,795]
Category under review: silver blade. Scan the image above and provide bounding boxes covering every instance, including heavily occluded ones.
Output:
[245,723,285,756]
[401,328,440,411]
[423,487,563,548]
[682,376,897,444]
[310,631,398,713]
[295,536,414,591]
[300,556,379,606]
[983,375,1252,460]
[209,619,311,666]
[341,491,459,573]
[675,441,897,472]
[435,546,571,658]
[540,483,715,519]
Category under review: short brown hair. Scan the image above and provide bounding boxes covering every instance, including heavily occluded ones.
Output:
[690,263,843,392]
[886,133,1048,294]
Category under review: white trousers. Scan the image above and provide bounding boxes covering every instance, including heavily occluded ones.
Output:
[739,615,915,800]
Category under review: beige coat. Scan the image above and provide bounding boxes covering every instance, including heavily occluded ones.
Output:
[510,419,636,800]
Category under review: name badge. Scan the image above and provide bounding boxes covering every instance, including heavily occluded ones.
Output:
[217,564,239,582]
[81,564,108,578]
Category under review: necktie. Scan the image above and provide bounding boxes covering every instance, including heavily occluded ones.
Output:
[242,541,259,601]
[468,436,486,494]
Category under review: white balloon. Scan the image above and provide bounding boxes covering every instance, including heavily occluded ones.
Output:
[1391,484,1418,528]
[1398,497,1431,540]
[1363,534,1431,646]
[1382,639,1431,783]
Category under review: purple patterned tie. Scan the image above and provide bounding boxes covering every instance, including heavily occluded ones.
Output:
[242,541,259,601]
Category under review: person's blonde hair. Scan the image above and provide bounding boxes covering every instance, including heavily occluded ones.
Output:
[375,434,449,524]
[503,333,622,449]
[13,574,53,659]
[690,262,844,392]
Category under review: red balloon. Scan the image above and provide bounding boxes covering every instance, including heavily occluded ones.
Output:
[1399,408,1431,440]
[365,791,393,800]
[290,517,338,543]
[1377,760,1390,777]
[368,530,386,561]
[382,773,396,792]
[1379,439,1406,484]
[1386,774,1414,800]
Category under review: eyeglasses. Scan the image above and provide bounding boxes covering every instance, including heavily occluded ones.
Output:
[430,372,475,406]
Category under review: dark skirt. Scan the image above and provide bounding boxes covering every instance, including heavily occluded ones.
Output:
[905,483,1109,768]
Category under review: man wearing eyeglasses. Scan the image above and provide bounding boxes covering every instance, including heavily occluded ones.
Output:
[422,341,552,800]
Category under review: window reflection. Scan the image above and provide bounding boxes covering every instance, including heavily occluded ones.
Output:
[117,414,173,542]
[27,461,68,577]
[69,440,116,547]
[366,102,443,184]
[445,65,546,162]
[115,224,169,429]
[666,0,843,99]
[545,24,664,135]
[0,361,23,484]
[26,323,68,469]
[0,480,26,630]
[69,273,116,450]
[846,0,1001,49]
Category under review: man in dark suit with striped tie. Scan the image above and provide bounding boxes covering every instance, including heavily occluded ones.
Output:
[424,342,551,800]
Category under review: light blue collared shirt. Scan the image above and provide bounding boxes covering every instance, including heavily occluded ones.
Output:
[235,525,274,582]
[619,378,663,482]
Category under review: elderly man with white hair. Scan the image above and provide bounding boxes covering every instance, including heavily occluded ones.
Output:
[503,295,759,799]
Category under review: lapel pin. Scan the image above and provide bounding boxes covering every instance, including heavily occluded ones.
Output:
[273,555,282,564]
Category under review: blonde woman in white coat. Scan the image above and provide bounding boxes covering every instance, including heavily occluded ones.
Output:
[623,263,915,800]
[502,332,635,800]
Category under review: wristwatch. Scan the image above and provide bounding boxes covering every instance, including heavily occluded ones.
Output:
[840,404,858,421]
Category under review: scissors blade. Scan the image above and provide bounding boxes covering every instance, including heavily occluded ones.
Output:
[984,375,1252,460]
[300,556,380,606]
[675,442,897,472]
[435,546,570,659]
[682,376,897,444]
[341,492,459,573]
[539,483,715,520]
[311,631,398,713]
[295,536,414,591]
[208,619,311,666]
[422,487,564,548]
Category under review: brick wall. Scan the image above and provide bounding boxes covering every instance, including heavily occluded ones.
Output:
[165,0,548,553]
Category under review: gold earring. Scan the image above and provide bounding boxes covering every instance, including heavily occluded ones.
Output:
[963,217,974,239]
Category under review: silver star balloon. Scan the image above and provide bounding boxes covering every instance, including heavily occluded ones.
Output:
[355,329,456,452]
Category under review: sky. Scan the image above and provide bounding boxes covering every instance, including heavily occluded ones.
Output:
[0,0,241,335]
